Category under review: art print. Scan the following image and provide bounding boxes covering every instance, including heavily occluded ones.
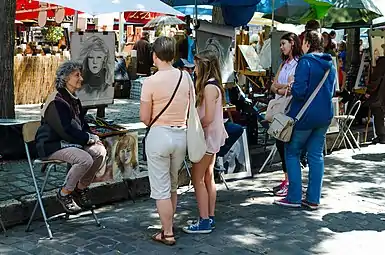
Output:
[71,32,115,106]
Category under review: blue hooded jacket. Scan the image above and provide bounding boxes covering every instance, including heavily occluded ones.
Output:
[287,53,336,130]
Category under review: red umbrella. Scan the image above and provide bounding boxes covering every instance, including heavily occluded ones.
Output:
[16,0,79,21]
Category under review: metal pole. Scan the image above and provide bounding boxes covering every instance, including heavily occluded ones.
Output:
[119,12,125,53]
[271,0,275,29]
[73,11,78,31]
[194,0,198,52]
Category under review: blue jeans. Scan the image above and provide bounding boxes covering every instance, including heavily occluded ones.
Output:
[217,122,244,157]
[284,126,328,204]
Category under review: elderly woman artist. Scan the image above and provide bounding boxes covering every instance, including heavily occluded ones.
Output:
[35,61,107,214]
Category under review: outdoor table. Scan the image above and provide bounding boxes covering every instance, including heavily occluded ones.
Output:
[0,118,30,236]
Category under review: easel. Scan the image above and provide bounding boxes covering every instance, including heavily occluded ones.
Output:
[235,30,267,89]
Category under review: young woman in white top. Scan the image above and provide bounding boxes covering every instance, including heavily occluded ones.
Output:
[270,32,303,197]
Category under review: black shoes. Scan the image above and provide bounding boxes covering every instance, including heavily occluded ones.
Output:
[72,187,93,209]
[56,190,82,214]
[372,137,385,144]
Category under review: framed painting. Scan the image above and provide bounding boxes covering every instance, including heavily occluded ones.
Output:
[219,129,252,180]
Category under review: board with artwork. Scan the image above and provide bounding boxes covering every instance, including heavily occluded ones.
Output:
[70,32,115,107]
[93,131,148,183]
[368,29,385,67]
[238,45,262,72]
[217,129,252,180]
[196,20,235,83]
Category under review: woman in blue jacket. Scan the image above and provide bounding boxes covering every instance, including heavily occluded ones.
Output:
[274,31,336,209]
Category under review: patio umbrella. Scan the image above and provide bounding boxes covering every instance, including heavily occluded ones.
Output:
[319,0,383,28]
[173,5,213,16]
[144,15,185,28]
[45,0,184,16]
[258,0,333,24]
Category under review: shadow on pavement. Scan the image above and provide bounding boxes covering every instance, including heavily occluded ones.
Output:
[322,211,385,233]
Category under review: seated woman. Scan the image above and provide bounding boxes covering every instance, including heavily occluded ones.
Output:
[35,61,107,214]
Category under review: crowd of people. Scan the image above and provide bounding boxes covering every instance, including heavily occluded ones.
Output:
[33,19,353,246]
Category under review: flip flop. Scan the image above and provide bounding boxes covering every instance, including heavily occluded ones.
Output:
[151,231,176,246]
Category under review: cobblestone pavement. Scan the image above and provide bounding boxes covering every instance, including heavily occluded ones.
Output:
[0,100,146,202]
[5,99,271,202]
[0,144,384,254]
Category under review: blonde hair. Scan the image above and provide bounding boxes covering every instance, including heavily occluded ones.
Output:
[194,50,225,106]
[115,134,138,174]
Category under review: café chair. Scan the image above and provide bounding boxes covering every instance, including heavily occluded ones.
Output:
[330,100,362,153]
[22,121,101,239]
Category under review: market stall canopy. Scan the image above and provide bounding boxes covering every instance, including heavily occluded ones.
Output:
[162,0,262,27]
[124,11,167,24]
[16,0,78,20]
[144,15,185,28]
[45,0,184,16]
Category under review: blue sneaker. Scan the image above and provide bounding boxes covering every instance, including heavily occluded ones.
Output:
[183,218,212,234]
[186,218,215,229]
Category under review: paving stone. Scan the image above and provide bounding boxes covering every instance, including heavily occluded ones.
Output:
[0,100,382,254]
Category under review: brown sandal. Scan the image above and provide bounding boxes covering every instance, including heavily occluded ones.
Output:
[151,231,176,246]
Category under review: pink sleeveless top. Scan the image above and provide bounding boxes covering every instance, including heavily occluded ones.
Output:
[197,82,228,154]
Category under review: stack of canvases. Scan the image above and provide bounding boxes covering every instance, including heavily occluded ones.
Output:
[14,55,69,105]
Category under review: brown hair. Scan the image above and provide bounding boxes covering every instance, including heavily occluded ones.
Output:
[152,36,176,62]
[305,20,320,31]
[194,49,225,106]
[280,32,302,61]
[304,31,324,53]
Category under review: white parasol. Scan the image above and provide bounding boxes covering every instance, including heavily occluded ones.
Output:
[144,16,185,28]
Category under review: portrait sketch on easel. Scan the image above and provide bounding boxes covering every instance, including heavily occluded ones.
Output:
[71,32,115,106]
[196,20,235,83]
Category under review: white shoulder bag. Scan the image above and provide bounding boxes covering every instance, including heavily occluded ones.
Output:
[268,69,330,142]
[186,72,207,163]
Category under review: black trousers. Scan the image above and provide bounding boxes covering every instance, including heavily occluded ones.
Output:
[371,104,385,139]
[276,139,307,174]
[276,139,287,173]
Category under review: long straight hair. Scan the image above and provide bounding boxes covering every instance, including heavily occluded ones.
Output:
[280,32,302,61]
[194,49,225,106]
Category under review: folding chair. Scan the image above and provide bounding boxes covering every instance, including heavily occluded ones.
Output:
[258,145,277,173]
[330,100,362,153]
[23,121,101,239]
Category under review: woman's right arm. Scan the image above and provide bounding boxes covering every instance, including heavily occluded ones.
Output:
[140,79,153,126]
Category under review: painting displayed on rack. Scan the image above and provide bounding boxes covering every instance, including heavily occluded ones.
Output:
[71,32,115,106]
[93,132,148,183]
[196,20,234,83]
[218,129,252,180]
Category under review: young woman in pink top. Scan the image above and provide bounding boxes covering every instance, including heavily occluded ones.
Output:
[183,50,228,234]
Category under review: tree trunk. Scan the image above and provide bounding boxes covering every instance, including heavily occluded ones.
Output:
[0,0,16,118]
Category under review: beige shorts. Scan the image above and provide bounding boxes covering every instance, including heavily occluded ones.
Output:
[145,126,187,200]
